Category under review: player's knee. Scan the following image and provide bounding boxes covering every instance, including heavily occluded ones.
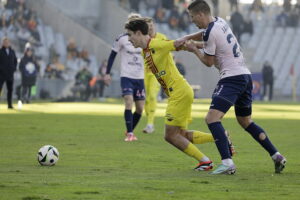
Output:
[205,110,223,124]
[179,129,188,138]
[237,117,252,129]
[259,132,266,141]
[135,107,143,114]
[205,114,217,124]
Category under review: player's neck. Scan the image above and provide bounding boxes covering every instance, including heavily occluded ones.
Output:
[141,35,151,49]
[206,16,215,27]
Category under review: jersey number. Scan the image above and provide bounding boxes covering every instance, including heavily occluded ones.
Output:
[226,34,240,58]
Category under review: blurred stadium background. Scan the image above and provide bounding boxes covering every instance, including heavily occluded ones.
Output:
[0,0,299,102]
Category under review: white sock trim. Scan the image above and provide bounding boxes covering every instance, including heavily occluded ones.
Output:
[222,158,234,166]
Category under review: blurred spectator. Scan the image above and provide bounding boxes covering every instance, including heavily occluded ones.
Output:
[17,26,31,50]
[0,37,18,109]
[228,0,238,12]
[65,52,80,80]
[212,0,219,16]
[72,66,92,101]
[168,6,180,30]
[52,55,66,79]
[27,15,37,31]
[44,55,65,79]
[250,0,264,13]
[96,59,107,101]
[243,17,253,36]
[5,0,19,10]
[44,63,57,79]
[18,47,39,103]
[230,7,244,43]
[178,10,190,31]
[283,0,292,12]
[79,48,91,66]
[66,38,79,58]
[154,7,167,23]
[48,44,57,64]
[276,10,288,27]
[262,61,274,101]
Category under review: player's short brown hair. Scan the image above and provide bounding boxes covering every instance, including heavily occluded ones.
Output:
[188,0,211,15]
[125,19,149,35]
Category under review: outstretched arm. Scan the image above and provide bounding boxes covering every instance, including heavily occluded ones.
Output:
[184,40,214,67]
[174,39,204,51]
[176,31,204,46]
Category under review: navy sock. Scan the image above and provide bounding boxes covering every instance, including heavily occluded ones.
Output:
[208,122,231,160]
[245,122,277,156]
[124,109,133,133]
[132,112,142,130]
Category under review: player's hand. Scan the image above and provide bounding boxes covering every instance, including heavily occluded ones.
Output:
[174,36,188,48]
[194,41,204,49]
[103,74,111,86]
[183,40,198,52]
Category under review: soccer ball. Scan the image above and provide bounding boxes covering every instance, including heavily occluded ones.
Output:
[37,145,59,166]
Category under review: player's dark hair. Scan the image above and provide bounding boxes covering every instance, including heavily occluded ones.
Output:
[125,19,149,35]
[188,0,211,15]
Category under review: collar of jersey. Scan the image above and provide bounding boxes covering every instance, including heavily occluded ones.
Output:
[144,38,152,51]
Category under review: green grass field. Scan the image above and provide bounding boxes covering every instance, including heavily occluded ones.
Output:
[0,100,299,200]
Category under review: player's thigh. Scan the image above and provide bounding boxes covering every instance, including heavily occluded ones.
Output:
[132,79,145,101]
[210,75,249,114]
[235,74,253,109]
[120,77,135,97]
[165,88,193,129]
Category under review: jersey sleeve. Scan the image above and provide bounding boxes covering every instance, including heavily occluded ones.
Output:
[150,39,176,53]
[203,31,216,56]
[112,35,125,53]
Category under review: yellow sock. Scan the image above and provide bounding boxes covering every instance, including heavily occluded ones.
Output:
[193,130,214,144]
[183,143,205,161]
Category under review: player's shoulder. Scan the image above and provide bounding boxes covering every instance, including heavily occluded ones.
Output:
[149,37,170,49]
[156,32,168,40]
[115,33,128,42]
[203,17,227,41]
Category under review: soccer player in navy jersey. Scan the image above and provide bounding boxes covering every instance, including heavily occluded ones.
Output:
[181,0,286,174]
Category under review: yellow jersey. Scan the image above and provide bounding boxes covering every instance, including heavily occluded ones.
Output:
[144,32,167,74]
[142,38,188,97]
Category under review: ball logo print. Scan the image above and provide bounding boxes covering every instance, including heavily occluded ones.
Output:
[37,145,59,166]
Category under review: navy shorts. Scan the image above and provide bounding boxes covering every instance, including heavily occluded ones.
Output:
[210,74,253,116]
[120,77,145,101]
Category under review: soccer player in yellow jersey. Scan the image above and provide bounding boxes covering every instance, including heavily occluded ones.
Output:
[142,17,166,134]
[125,19,215,171]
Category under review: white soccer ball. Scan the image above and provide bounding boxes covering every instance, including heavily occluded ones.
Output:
[37,145,59,166]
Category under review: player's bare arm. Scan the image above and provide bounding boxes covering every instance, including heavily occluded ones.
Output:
[184,40,214,67]
[177,31,204,45]
[174,39,204,51]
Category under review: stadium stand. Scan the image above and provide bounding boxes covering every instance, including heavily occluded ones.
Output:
[0,0,299,100]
